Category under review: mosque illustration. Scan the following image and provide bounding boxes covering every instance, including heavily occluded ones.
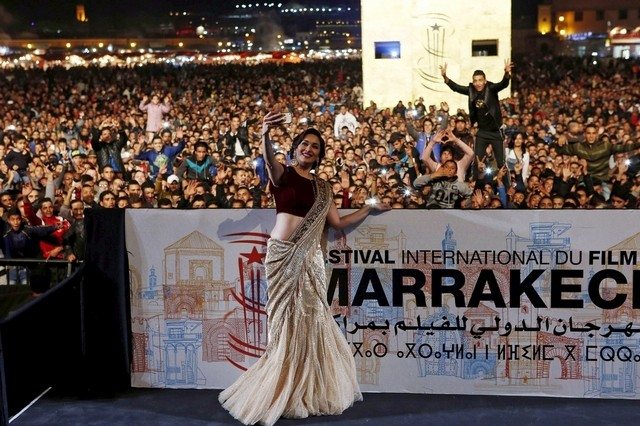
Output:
[130,230,268,387]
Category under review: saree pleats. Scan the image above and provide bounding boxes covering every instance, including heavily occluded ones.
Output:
[219,179,361,425]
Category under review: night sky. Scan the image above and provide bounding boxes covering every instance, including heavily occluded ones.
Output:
[1,0,235,33]
[0,1,539,34]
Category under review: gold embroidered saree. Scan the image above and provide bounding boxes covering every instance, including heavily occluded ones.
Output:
[219,179,362,425]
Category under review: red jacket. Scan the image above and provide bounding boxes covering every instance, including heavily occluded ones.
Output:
[23,200,71,258]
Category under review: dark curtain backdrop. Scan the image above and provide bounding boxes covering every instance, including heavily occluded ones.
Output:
[82,208,131,394]
[0,209,131,424]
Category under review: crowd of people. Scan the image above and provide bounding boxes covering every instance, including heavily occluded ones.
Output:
[0,55,639,287]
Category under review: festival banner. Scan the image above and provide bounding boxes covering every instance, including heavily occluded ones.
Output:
[125,209,640,398]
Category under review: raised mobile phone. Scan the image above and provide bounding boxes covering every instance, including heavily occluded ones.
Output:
[283,112,292,124]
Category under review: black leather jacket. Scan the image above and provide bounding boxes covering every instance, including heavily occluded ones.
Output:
[91,128,127,172]
[221,131,251,158]
[445,73,510,131]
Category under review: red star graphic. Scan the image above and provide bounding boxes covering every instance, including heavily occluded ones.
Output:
[241,246,265,265]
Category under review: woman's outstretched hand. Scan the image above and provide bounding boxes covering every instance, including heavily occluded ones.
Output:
[261,111,285,136]
[366,197,392,212]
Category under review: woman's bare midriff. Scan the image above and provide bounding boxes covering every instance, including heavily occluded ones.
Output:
[270,212,306,241]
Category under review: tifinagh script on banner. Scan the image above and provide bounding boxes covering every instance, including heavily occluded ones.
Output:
[125,210,640,398]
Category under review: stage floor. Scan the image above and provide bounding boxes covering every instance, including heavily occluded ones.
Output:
[13,387,640,425]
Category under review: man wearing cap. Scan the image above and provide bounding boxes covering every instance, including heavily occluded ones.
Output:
[86,150,97,163]
[452,114,474,148]
[440,59,513,178]
[70,150,86,171]
[158,174,182,201]
[167,174,180,186]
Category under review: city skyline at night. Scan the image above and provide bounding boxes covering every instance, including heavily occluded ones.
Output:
[0,1,538,38]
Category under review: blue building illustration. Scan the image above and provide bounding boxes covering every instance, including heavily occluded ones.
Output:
[164,319,206,386]
[442,224,456,285]
[143,265,159,300]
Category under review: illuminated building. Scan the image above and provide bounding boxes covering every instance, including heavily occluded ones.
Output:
[76,4,88,23]
[167,1,360,52]
[534,1,640,57]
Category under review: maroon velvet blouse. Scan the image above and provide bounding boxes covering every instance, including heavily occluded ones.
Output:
[270,166,315,217]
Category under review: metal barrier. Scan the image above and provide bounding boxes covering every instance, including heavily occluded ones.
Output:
[0,258,82,290]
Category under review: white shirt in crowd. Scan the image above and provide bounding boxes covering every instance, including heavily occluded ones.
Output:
[333,108,359,138]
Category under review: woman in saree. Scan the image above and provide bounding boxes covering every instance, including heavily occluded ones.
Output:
[219,112,390,425]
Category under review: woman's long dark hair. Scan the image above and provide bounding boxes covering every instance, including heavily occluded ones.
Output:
[508,131,525,150]
[289,128,326,163]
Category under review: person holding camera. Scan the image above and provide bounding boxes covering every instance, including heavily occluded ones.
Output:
[440,59,513,180]
[90,118,128,175]
[134,130,185,179]
[219,111,390,425]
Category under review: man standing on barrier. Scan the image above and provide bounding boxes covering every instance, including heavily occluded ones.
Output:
[440,59,513,182]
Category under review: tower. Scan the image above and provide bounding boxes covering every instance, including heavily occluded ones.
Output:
[76,4,88,22]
